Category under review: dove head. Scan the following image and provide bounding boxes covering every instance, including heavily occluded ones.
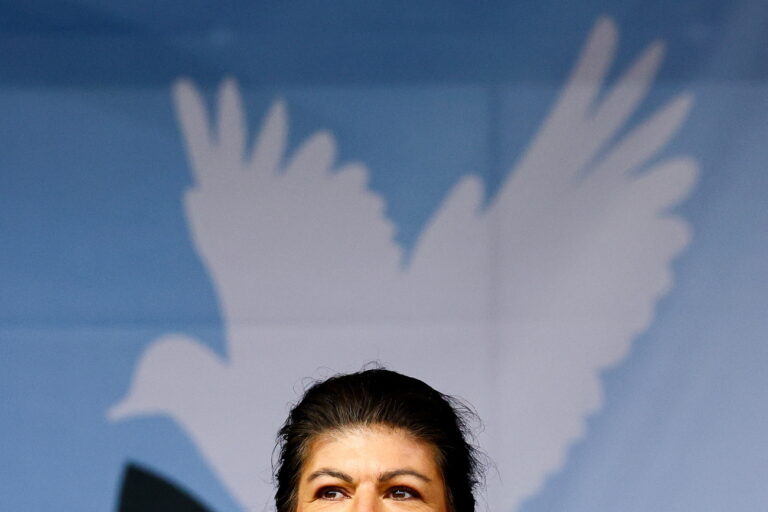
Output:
[274,368,483,512]
[107,334,223,422]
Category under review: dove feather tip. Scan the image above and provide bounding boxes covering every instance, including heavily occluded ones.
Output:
[218,76,240,96]
[172,77,195,93]
[593,15,618,38]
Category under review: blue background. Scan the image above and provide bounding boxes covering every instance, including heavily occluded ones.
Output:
[1,1,767,510]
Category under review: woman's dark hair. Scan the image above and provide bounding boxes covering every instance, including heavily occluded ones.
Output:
[274,368,483,512]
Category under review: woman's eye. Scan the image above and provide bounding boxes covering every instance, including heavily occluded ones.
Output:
[388,487,419,500]
[317,487,347,500]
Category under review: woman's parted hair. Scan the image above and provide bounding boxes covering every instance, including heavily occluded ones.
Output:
[274,368,483,512]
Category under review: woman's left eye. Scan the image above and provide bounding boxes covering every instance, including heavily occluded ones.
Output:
[388,487,419,500]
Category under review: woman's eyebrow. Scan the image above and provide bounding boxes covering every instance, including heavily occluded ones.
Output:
[307,468,354,483]
[378,469,432,483]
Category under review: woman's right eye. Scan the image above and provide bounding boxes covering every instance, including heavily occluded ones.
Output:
[317,487,348,500]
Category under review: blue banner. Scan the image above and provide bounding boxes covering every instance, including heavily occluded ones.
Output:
[1,2,766,511]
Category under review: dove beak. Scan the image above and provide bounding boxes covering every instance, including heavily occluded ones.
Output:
[106,397,139,422]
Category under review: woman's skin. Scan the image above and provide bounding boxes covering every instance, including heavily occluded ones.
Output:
[297,425,448,512]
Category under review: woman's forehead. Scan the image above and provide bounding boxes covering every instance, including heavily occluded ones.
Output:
[301,425,442,479]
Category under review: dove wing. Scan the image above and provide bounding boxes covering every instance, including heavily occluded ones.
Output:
[405,174,491,321]
[408,17,697,510]
[483,17,697,509]
[172,79,404,343]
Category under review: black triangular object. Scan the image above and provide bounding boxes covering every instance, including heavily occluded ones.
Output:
[118,462,214,512]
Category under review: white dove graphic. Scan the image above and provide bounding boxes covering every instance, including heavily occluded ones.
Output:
[109,17,697,512]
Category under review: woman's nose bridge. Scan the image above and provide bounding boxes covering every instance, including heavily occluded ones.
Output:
[351,484,381,512]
